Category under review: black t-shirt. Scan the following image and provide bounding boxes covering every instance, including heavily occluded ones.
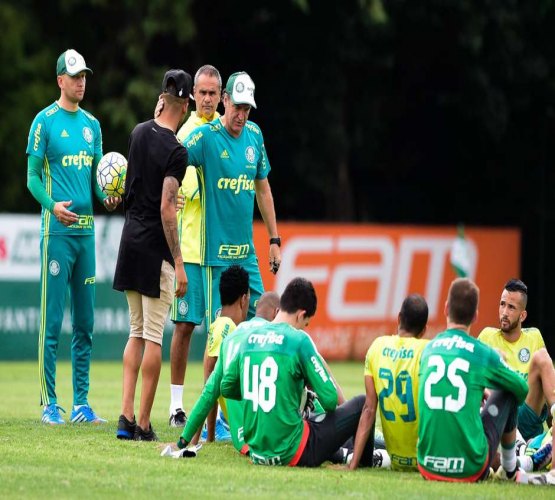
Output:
[113,120,187,297]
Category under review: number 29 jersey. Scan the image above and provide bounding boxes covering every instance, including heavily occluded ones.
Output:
[365,335,428,470]
[417,329,528,481]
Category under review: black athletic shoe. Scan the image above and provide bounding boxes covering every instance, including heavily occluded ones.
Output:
[116,414,136,440]
[169,409,187,428]
[134,423,159,441]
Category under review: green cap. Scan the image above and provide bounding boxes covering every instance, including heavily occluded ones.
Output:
[225,71,256,108]
[56,49,92,76]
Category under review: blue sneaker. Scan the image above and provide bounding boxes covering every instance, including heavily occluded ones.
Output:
[42,404,66,425]
[218,409,230,432]
[215,416,231,441]
[70,405,107,424]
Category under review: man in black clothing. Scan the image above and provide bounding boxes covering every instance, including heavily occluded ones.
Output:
[113,69,192,441]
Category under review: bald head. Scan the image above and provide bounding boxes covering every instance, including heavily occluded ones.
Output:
[255,291,280,321]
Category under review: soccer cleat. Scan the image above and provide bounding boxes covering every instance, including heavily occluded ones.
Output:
[41,404,66,425]
[116,414,137,440]
[70,405,107,424]
[134,423,159,441]
[169,408,187,428]
[214,416,231,441]
[372,449,391,469]
[532,442,552,471]
[494,465,524,481]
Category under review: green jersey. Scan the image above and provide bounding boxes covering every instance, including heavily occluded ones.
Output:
[183,118,270,266]
[221,322,338,466]
[26,102,102,236]
[417,329,528,481]
[181,317,269,453]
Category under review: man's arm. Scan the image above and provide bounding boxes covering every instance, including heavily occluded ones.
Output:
[254,178,281,275]
[349,375,378,470]
[301,337,338,411]
[27,155,79,226]
[161,176,187,297]
[178,358,224,448]
[221,353,242,401]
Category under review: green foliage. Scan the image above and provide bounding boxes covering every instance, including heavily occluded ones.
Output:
[1,361,553,499]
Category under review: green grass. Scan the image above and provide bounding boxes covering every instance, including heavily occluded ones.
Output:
[0,361,551,499]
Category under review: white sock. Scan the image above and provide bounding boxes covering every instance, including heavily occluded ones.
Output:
[501,441,517,473]
[73,405,85,411]
[170,384,184,414]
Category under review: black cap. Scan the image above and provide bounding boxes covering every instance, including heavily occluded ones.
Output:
[161,69,192,99]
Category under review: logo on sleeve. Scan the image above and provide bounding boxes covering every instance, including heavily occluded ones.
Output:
[518,348,530,363]
[310,356,329,382]
[82,127,93,143]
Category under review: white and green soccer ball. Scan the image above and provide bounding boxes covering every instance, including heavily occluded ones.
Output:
[96,152,127,197]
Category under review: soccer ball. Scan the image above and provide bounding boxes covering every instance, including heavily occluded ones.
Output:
[96,152,127,197]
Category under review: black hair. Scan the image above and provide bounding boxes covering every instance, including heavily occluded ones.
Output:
[279,277,317,318]
[399,294,428,335]
[504,278,528,307]
[219,265,249,306]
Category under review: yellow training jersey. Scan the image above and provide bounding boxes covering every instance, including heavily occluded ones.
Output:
[176,111,220,263]
[477,327,545,380]
[207,315,236,358]
[365,335,429,471]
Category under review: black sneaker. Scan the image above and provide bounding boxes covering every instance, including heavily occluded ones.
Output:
[116,414,136,440]
[134,423,159,441]
[169,409,187,428]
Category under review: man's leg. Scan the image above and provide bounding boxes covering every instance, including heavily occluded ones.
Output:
[39,235,73,409]
[297,395,375,467]
[69,235,95,407]
[244,258,264,321]
[480,390,520,480]
[120,291,144,422]
[136,260,174,433]
[169,262,204,421]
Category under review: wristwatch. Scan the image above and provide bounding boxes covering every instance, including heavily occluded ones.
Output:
[269,237,281,247]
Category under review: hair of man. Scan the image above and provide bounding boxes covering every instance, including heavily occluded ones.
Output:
[219,265,249,306]
[447,277,479,326]
[279,277,317,318]
[398,293,428,336]
[194,64,222,89]
[504,278,528,308]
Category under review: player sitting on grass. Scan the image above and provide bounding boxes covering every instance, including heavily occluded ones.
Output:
[417,278,529,482]
[478,279,555,442]
[219,277,381,467]
[349,294,429,471]
[171,291,280,455]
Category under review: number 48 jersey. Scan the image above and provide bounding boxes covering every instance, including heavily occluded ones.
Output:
[365,335,428,470]
[417,328,528,481]
[221,322,338,466]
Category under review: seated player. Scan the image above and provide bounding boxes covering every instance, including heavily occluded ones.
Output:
[349,294,429,471]
[176,290,280,454]
[220,277,379,467]
[417,278,528,482]
[478,279,555,441]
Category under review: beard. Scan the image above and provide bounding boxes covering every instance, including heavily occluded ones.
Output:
[500,318,519,333]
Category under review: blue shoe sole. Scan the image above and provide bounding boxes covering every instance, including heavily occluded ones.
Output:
[116,429,134,440]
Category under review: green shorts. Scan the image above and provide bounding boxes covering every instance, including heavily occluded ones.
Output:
[518,402,548,441]
[202,258,264,327]
[170,262,205,325]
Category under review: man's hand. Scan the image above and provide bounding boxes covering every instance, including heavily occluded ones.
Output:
[176,192,185,211]
[175,263,188,298]
[301,389,317,419]
[53,201,78,226]
[103,196,121,212]
[269,243,281,274]
[154,95,164,119]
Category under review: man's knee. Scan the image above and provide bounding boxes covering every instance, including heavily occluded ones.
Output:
[173,322,194,337]
[530,348,553,373]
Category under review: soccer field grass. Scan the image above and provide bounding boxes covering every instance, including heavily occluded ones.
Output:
[0,361,551,499]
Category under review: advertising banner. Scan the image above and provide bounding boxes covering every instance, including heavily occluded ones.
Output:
[0,215,519,360]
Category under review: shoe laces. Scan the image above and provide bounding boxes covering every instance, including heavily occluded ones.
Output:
[47,404,66,416]
[78,405,97,419]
